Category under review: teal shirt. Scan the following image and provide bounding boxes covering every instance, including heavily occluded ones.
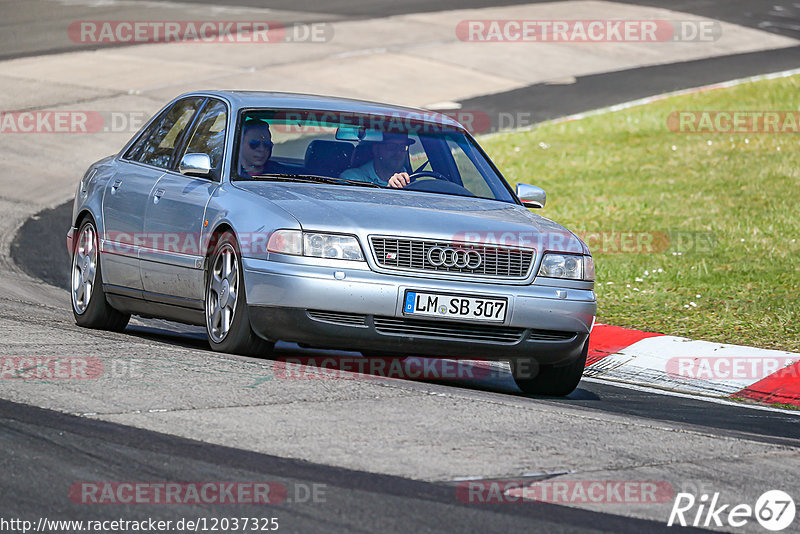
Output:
[340,161,411,186]
[340,161,385,186]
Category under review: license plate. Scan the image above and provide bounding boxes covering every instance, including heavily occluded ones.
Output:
[403,291,507,323]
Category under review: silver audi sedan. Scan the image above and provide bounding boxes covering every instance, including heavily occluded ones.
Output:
[68,91,596,395]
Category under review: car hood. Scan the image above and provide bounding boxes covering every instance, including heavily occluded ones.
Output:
[235,182,585,253]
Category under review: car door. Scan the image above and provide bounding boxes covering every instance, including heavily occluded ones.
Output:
[101,97,204,292]
[141,98,228,305]
[101,164,163,292]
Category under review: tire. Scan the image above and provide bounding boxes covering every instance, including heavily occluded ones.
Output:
[71,218,130,332]
[205,231,274,357]
[511,337,589,396]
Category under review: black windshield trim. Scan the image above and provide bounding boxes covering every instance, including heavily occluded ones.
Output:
[249,173,383,188]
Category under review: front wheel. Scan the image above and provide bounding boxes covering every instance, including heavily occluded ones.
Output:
[205,231,274,357]
[510,338,588,396]
[71,219,130,331]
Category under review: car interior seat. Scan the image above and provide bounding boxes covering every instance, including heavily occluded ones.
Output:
[304,140,355,177]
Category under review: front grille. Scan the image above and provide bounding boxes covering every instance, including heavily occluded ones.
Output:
[370,236,534,279]
[307,310,367,327]
[373,316,525,344]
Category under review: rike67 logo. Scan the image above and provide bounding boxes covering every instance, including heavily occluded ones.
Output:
[668,490,796,531]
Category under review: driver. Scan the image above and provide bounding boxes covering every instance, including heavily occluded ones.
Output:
[340,132,415,188]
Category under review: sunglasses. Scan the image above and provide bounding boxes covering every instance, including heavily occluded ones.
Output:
[248,139,274,150]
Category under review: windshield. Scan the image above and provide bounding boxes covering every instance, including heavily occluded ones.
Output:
[232,109,516,202]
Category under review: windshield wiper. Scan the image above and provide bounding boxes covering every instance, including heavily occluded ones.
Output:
[252,173,382,188]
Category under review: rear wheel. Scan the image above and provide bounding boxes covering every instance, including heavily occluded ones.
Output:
[511,338,588,396]
[71,218,130,331]
[205,231,274,357]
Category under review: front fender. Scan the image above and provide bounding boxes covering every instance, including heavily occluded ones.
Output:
[201,183,302,260]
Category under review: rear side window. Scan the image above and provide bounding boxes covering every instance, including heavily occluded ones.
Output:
[127,97,204,169]
[124,107,169,161]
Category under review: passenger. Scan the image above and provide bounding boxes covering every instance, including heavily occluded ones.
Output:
[238,119,287,178]
[340,132,415,188]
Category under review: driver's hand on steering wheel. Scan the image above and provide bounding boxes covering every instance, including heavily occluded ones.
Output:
[388,172,411,189]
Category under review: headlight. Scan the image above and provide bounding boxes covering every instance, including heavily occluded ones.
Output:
[267,230,364,261]
[303,233,364,260]
[538,253,594,281]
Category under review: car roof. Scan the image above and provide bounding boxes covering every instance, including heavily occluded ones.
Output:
[180,90,464,129]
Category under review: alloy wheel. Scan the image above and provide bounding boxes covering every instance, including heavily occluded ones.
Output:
[71,223,97,314]
[206,243,239,343]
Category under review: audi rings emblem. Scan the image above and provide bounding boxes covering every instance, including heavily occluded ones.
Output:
[427,247,482,269]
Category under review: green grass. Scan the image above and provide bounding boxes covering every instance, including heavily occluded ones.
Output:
[729,397,800,411]
[481,75,800,352]
[767,403,800,411]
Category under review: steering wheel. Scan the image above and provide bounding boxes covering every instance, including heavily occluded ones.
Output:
[403,171,475,196]
[407,170,448,183]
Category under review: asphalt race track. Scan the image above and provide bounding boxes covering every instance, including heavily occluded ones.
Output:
[2,1,800,532]
[3,399,714,534]
[2,0,798,60]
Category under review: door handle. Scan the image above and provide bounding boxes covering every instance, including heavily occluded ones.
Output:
[153,188,165,204]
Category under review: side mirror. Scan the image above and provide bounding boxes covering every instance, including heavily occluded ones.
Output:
[516,183,546,208]
[179,153,212,178]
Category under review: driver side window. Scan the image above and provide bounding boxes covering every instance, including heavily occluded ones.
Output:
[446,138,493,197]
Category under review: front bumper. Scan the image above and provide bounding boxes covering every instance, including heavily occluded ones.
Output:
[243,256,596,364]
